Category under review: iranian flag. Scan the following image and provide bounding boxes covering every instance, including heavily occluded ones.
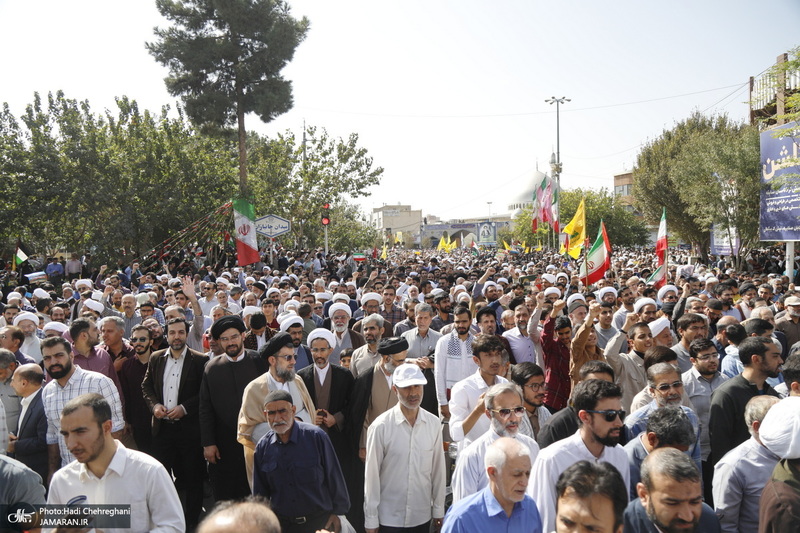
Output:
[647,208,668,288]
[579,222,612,285]
[550,182,559,234]
[233,198,260,266]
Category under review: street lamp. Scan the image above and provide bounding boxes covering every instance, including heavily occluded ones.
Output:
[545,96,569,247]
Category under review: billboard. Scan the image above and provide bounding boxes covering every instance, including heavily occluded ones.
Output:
[477,222,496,245]
[710,224,740,256]
[760,123,800,241]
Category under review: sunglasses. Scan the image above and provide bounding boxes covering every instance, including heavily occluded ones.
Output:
[130,336,149,343]
[654,381,684,392]
[490,406,526,417]
[585,409,626,422]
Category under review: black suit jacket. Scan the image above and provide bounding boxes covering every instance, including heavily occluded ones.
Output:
[13,388,48,482]
[141,347,209,436]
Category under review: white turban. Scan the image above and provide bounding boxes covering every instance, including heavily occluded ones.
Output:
[307,328,336,349]
[13,312,39,326]
[360,292,381,305]
[75,279,93,290]
[6,292,23,303]
[242,306,261,318]
[648,316,671,337]
[566,294,586,307]
[544,287,561,298]
[634,298,657,314]
[279,315,304,332]
[657,285,678,303]
[245,276,256,284]
[315,292,331,302]
[33,288,49,299]
[482,281,498,296]
[43,321,69,335]
[83,299,104,314]
[596,287,617,300]
[284,300,300,312]
[760,397,800,459]
[329,302,352,318]
[266,288,280,297]
[453,284,467,294]
[332,293,350,303]
[541,274,556,284]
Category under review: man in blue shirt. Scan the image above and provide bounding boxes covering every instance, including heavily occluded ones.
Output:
[442,437,542,533]
[253,390,349,533]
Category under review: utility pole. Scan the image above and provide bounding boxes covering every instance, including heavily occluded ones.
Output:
[546,96,570,251]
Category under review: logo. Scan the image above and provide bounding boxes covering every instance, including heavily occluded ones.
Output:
[7,508,34,524]
[237,224,251,236]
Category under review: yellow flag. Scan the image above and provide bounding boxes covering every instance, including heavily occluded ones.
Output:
[503,240,511,251]
[562,199,586,259]
[437,237,445,251]
[381,245,387,259]
[535,242,542,252]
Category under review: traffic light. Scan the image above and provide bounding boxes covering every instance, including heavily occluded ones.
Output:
[321,203,331,226]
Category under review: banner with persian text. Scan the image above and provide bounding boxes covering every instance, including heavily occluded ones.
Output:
[760,123,800,240]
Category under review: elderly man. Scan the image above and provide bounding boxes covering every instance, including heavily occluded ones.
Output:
[350,313,385,378]
[365,363,445,533]
[101,290,141,338]
[624,448,720,532]
[253,390,349,533]
[100,315,136,372]
[200,315,267,502]
[451,382,540,503]
[443,437,542,533]
[238,332,315,488]
[8,362,48,483]
[713,395,780,533]
[0,325,35,366]
[13,311,43,362]
[0,349,22,434]
[328,301,365,365]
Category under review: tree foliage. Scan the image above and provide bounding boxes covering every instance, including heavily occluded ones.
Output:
[147,0,309,195]
[0,92,383,261]
[632,112,760,260]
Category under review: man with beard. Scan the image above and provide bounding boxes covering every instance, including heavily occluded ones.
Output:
[434,306,476,419]
[69,317,124,405]
[278,315,313,370]
[163,276,207,352]
[451,382,541,502]
[100,290,141,338]
[682,338,728,503]
[503,299,539,366]
[118,325,156,455]
[430,293,454,332]
[671,314,709,373]
[48,394,186,532]
[553,461,627,533]
[41,336,125,477]
[530,379,630,533]
[200,315,266,502]
[450,334,509,449]
[475,306,513,360]
[510,362,551,440]
[603,312,653,412]
[704,299,725,336]
[379,286,405,330]
[364,363,445,533]
[328,302,365,365]
[624,363,701,467]
[100,315,135,373]
[714,283,742,321]
[142,317,169,351]
[709,337,782,466]
[401,303,441,416]
[141,317,209,529]
[613,286,637,330]
[350,313,384,378]
[13,312,43,363]
[624,448,720,533]
[253,390,349,533]
[776,295,800,348]
[238,332,316,489]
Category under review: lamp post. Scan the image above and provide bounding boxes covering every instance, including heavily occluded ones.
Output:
[545,96,569,250]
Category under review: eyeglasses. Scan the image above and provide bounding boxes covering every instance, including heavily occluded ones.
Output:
[274,354,297,361]
[654,381,684,392]
[694,353,719,361]
[585,409,626,422]
[524,382,545,391]
[490,406,526,417]
[130,336,149,343]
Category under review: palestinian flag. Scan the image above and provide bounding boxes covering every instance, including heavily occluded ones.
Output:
[579,222,612,285]
[233,198,260,266]
[647,208,668,288]
[471,241,479,255]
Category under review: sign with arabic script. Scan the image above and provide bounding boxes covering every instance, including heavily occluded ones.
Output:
[760,123,800,241]
[255,215,291,238]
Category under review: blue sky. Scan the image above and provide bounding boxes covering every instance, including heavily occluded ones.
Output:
[2,0,798,222]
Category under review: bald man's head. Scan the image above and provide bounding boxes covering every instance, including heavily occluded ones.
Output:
[197,499,279,533]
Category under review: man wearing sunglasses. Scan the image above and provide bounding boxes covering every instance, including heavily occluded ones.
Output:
[530,379,630,533]
[451,382,540,503]
[624,363,702,472]
[118,324,156,455]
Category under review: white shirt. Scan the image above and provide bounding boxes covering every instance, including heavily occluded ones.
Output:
[48,441,185,533]
[364,405,445,529]
[162,349,186,411]
[434,331,476,405]
[451,427,540,503]
[17,389,40,433]
[198,297,219,317]
[315,363,330,386]
[448,370,507,447]
[530,430,631,533]
[0,403,6,453]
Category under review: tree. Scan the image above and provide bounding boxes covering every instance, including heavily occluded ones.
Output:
[633,112,760,263]
[147,0,309,196]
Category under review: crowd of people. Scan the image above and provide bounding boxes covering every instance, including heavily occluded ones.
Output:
[1,244,800,533]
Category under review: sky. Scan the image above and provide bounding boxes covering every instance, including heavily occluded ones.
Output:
[2,0,798,223]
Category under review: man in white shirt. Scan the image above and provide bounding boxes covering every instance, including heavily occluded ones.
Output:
[434,306,476,418]
[530,379,631,533]
[451,382,540,502]
[365,363,445,533]
[48,393,185,533]
[449,335,508,449]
